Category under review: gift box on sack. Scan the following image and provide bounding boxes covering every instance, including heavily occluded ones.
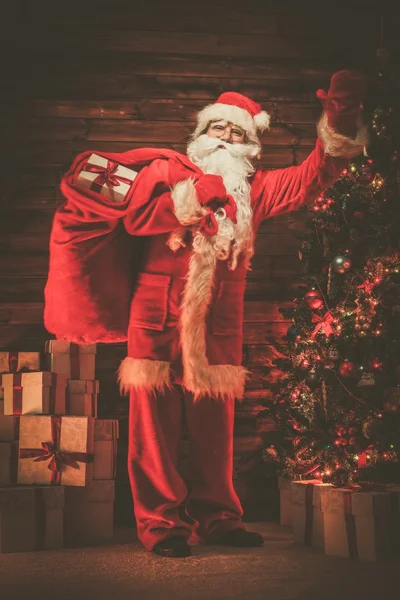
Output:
[0,487,36,553]
[0,399,19,442]
[291,480,332,549]
[76,153,138,203]
[64,480,115,547]
[45,341,96,380]
[320,485,400,561]
[2,372,66,416]
[0,351,41,374]
[66,380,99,417]
[0,441,18,485]
[18,415,95,486]
[278,478,292,527]
[93,419,119,480]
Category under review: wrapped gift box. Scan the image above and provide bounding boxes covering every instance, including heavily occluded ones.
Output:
[18,415,95,487]
[0,441,18,485]
[291,480,332,549]
[93,419,119,480]
[2,371,66,416]
[66,380,99,417]
[0,351,41,374]
[0,399,19,441]
[320,486,400,561]
[278,478,292,527]
[64,480,115,546]
[45,341,96,380]
[0,487,36,553]
[33,486,64,550]
[76,153,138,203]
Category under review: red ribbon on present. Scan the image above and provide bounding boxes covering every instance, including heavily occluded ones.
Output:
[343,491,358,559]
[8,351,19,373]
[311,311,334,339]
[82,158,133,193]
[18,416,93,485]
[1,351,37,374]
[11,373,23,415]
[304,483,315,546]
[69,343,81,379]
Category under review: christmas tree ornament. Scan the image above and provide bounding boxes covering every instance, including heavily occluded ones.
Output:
[357,372,376,387]
[304,289,324,310]
[338,359,356,378]
[331,255,352,274]
[362,416,384,439]
[370,357,383,370]
[327,347,340,361]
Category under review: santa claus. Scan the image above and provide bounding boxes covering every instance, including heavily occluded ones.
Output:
[44,70,367,557]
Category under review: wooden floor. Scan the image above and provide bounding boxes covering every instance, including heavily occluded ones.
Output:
[1,522,399,600]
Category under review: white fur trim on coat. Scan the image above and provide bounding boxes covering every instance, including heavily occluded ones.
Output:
[317,113,368,158]
[193,103,270,139]
[170,179,207,226]
[118,357,171,394]
[180,234,249,401]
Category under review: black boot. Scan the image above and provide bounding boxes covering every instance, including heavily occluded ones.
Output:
[152,536,192,558]
[214,528,264,547]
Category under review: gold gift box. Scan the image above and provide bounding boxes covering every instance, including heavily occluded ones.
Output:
[66,379,99,417]
[291,480,332,550]
[2,372,67,416]
[18,415,94,487]
[93,419,119,480]
[0,351,41,374]
[45,341,96,380]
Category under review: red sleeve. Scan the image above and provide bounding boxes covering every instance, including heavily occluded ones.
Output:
[122,159,185,235]
[256,139,348,219]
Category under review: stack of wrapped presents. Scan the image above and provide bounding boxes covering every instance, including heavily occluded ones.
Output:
[278,477,400,562]
[0,344,119,553]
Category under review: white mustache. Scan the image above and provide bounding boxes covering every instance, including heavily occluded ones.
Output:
[187,134,259,160]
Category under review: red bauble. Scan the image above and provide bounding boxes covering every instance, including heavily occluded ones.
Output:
[304,289,324,310]
[338,359,356,378]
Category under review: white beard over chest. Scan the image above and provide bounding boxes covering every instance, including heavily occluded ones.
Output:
[187,134,259,271]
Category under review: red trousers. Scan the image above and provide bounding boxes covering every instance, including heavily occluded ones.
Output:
[127,385,244,550]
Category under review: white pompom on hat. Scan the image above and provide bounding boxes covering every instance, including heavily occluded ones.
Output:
[193,91,271,139]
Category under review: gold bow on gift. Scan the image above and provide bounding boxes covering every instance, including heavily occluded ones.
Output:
[311,311,334,339]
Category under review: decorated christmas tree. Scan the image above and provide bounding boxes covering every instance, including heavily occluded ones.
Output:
[261,72,400,487]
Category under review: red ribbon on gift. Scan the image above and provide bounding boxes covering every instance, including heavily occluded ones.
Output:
[18,416,93,485]
[311,311,334,339]
[10,373,23,415]
[83,158,133,193]
[70,343,81,379]
[1,351,38,374]
[304,483,315,546]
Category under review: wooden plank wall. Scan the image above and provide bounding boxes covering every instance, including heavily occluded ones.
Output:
[2,0,400,520]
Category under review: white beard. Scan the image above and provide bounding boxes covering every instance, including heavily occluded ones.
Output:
[187,134,259,270]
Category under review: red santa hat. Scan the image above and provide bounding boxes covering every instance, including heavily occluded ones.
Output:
[193,91,271,139]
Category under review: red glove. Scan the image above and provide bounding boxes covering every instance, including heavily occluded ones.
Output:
[195,173,228,205]
[316,70,366,137]
[195,173,237,234]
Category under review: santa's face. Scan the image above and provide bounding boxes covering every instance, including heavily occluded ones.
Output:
[205,119,246,144]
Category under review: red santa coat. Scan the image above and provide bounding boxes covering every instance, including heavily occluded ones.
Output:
[44,132,350,400]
